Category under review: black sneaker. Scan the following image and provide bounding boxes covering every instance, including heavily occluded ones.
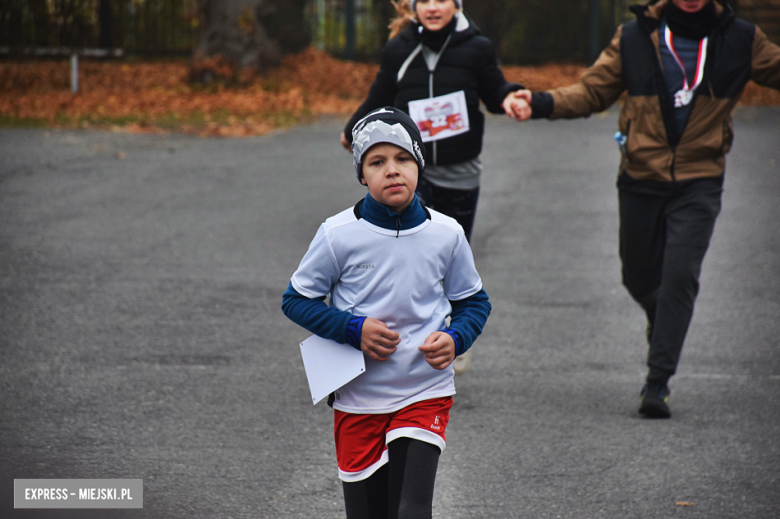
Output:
[639,383,671,418]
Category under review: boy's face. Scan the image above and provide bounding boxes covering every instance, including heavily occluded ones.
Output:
[360,143,419,214]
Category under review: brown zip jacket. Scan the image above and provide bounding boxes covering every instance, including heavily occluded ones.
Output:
[534,0,780,184]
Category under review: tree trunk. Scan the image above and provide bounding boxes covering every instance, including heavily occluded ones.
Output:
[192,0,310,81]
[99,0,113,49]
[372,0,396,52]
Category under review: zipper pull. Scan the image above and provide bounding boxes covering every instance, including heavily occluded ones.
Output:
[396,216,401,238]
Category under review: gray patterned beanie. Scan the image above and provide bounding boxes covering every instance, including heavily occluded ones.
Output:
[351,107,426,183]
[411,0,462,11]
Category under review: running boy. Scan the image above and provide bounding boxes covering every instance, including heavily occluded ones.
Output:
[282,107,491,518]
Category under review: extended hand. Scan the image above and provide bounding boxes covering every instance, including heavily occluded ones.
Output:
[339,132,351,152]
[418,331,456,370]
[502,90,533,121]
[361,318,400,362]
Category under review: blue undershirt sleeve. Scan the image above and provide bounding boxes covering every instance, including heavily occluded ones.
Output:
[281,282,365,350]
[443,288,492,356]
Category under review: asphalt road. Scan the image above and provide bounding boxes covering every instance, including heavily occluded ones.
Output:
[1,107,779,519]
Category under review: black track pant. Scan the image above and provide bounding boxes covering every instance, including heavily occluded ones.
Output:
[618,179,722,385]
[416,177,480,242]
[342,438,440,519]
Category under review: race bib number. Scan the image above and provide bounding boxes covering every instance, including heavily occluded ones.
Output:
[408,91,470,143]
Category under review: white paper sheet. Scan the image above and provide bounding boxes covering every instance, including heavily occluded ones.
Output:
[299,335,366,405]
[408,90,470,143]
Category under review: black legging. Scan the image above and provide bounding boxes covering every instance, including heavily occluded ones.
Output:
[342,438,441,519]
[416,176,480,243]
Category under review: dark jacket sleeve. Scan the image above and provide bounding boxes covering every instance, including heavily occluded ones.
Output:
[474,37,524,114]
[443,288,491,356]
[530,91,555,119]
[343,44,401,142]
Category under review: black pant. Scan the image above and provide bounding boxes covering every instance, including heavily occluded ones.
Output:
[618,179,723,384]
[342,438,440,519]
[416,176,480,242]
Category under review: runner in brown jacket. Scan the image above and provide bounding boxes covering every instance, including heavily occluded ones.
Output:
[511,0,780,418]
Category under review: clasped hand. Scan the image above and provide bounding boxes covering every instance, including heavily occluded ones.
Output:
[502,89,534,121]
[360,317,455,370]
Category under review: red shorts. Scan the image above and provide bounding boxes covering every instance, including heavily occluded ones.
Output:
[334,397,453,482]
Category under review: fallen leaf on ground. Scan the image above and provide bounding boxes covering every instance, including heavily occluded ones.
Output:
[2,47,778,137]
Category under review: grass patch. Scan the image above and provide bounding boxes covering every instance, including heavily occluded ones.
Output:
[0,115,48,128]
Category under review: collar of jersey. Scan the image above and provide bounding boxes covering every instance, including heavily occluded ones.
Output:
[359,193,429,234]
